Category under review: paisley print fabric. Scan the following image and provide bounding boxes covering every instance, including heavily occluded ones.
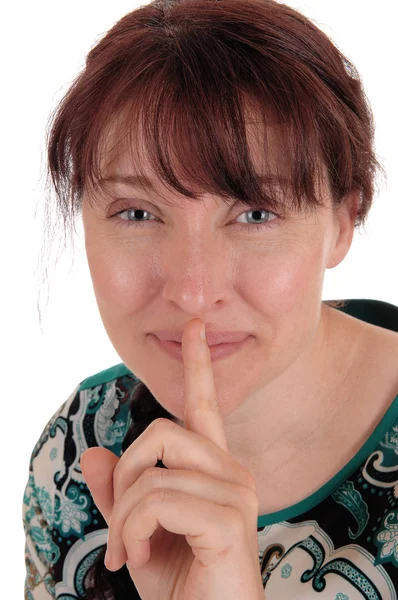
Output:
[22,299,398,598]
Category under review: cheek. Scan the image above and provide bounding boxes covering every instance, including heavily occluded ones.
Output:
[86,243,153,313]
[239,244,324,316]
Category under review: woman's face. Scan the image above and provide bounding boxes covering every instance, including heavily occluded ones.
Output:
[81,123,356,438]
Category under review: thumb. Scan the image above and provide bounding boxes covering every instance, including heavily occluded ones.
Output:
[80,447,119,526]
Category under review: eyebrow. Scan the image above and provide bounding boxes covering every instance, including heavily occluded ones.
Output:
[98,174,156,190]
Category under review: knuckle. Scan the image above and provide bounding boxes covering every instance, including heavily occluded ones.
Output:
[147,487,171,506]
[242,470,257,492]
[108,512,114,530]
[108,501,122,531]
[148,417,173,431]
[235,483,259,515]
[227,507,247,537]
[144,466,167,486]
[112,462,123,491]
[121,515,134,547]
[246,487,260,513]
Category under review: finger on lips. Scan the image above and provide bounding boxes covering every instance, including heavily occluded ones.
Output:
[182,321,229,453]
[106,318,252,571]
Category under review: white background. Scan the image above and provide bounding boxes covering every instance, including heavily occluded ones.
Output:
[1,0,396,594]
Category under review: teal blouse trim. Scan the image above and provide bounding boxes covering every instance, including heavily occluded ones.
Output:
[78,362,135,391]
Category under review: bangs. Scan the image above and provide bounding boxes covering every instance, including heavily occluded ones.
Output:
[83,80,327,217]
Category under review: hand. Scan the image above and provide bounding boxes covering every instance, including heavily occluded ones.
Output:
[80,318,264,599]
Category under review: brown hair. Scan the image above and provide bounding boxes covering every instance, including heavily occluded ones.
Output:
[41,0,385,596]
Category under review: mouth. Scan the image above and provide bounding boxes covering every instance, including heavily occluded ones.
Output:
[150,330,251,345]
[149,334,252,362]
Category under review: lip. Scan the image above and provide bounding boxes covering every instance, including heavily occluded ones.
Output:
[150,330,251,346]
[149,333,252,362]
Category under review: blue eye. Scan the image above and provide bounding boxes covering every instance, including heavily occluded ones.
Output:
[112,207,157,227]
[235,208,278,230]
[109,205,280,232]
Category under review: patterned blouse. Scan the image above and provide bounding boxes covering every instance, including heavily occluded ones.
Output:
[23,299,398,599]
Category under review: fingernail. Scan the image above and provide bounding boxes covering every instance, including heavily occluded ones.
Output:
[200,323,206,342]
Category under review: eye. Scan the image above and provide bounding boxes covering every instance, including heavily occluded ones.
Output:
[234,208,279,231]
[111,207,157,228]
[109,205,280,232]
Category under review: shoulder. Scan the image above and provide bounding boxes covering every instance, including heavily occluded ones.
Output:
[27,362,141,495]
[78,361,138,390]
[23,363,141,594]
[327,298,398,402]
[346,301,398,403]
[363,324,398,401]
[332,298,398,352]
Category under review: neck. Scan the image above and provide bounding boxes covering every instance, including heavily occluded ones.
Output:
[223,305,364,468]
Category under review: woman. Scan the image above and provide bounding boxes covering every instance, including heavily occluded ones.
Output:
[22,0,398,598]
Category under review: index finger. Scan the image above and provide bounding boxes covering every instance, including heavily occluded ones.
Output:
[181,318,229,454]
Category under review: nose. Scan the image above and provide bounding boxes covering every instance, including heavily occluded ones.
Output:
[160,234,232,313]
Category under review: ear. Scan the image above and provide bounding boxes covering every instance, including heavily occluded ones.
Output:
[326,190,360,270]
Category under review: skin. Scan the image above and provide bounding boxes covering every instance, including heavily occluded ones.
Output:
[81,117,361,505]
